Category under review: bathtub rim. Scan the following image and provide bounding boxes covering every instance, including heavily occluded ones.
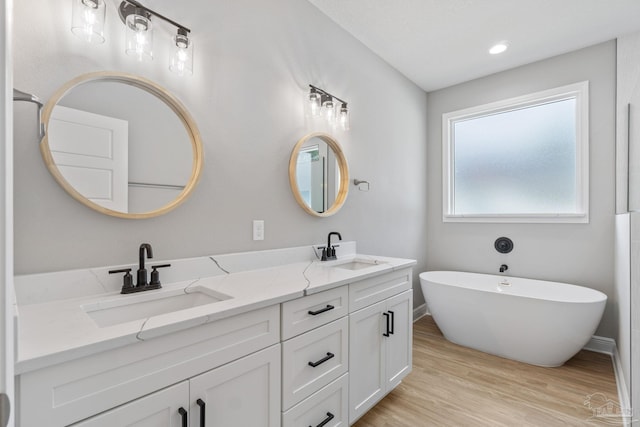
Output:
[419,270,607,304]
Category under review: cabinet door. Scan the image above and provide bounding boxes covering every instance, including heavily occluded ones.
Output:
[71,382,189,427]
[385,290,413,390]
[348,300,386,424]
[189,344,281,427]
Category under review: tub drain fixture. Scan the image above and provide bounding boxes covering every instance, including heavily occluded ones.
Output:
[494,237,514,254]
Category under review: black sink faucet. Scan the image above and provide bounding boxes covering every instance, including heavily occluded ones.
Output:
[137,243,153,287]
[321,232,342,261]
[109,243,170,294]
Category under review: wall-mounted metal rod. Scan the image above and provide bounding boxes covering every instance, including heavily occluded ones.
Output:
[122,0,191,32]
[309,84,347,106]
[128,182,185,190]
[13,88,44,139]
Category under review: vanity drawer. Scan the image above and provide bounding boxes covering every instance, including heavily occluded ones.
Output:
[349,268,412,312]
[18,305,279,427]
[282,373,348,427]
[281,286,348,340]
[282,316,348,410]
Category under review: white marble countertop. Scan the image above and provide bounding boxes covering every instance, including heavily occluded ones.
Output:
[15,249,415,374]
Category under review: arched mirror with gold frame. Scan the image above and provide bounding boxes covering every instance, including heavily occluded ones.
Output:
[40,71,203,219]
[289,132,349,217]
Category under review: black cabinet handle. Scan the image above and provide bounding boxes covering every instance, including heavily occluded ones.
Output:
[178,407,187,427]
[196,399,205,427]
[309,412,335,427]
[383,312,390,337]
[308,305,335,316]
[308,352,335,367]
[388,310,395,335]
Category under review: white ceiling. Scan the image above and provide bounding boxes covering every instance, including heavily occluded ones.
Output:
[307,0,640,92]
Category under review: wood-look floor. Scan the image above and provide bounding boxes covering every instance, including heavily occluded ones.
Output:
[353,316,621,426]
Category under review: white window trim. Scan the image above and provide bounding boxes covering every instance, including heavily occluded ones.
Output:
[442,81,589,223]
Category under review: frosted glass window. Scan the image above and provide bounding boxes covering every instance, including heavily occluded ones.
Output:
[443,82,589,223]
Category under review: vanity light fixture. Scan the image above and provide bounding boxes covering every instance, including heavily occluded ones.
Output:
[71,0,194,75]
[307,85,350,131]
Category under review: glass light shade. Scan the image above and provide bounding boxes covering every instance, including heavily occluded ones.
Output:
[169,31,194,76]
[71,0,106,44]
[323,99,336,125]
[308,91,321,117]
[125,12,153,62]
[339,105,350,131]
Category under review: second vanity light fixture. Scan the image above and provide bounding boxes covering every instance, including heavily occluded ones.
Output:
[308,84,350,131]
[71,0,194,76]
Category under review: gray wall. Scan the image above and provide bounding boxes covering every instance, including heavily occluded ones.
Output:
[12,0,429,309]
[426,41,616,337]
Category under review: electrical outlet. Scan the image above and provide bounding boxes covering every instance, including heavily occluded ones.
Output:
[253,220,264,241]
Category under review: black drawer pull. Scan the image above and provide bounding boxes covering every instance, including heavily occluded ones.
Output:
[178,407,187,427]
[388,310,395,335]
[383,312,390,337]
[308,352,335,367]
[196,399,205,427]
[310,412,335,427]
[308,304,335,316]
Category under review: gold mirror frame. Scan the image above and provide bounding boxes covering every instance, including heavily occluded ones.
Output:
[40,71,203,219]
[288,132,349,217]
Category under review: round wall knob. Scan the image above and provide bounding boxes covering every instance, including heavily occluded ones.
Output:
[494,237,514,254]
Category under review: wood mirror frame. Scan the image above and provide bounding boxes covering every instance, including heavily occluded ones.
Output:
[40,71,203,219]
[288,132,349,217]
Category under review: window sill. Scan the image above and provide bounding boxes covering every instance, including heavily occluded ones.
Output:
[442,213,589,224]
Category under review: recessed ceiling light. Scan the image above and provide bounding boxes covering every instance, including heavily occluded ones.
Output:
[489,42,509,55]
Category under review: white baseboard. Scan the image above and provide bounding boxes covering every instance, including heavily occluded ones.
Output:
[413,304,428,322]
[584,336,631,426]
[583,335,616,354]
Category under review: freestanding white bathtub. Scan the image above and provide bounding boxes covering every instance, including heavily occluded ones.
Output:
[419,271,607,367]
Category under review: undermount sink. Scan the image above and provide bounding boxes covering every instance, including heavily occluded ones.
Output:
[333,258,380,271]
[82,287,232,328]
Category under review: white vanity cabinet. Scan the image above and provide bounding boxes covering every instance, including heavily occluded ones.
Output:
[281,286,350,427]
[188,344,281,427]
[71,381,190,427]
[348,269,413,424]
[17,305,281,427]
[72,344,281,427]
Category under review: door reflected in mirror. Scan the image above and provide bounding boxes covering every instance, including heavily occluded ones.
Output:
[41,72,203,219]
[289,133,348,217]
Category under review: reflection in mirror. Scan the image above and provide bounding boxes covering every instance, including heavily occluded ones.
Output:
[289,133,348,217]
[41,72,203,219]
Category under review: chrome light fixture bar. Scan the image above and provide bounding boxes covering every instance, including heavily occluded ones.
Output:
[71,0,194,75]
[308,85,350,131]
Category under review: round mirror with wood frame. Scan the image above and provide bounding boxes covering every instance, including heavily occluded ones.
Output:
[289,132,349,217]
[40,71,203,219]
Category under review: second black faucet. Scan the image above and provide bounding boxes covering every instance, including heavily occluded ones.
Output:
[321,232,342,261]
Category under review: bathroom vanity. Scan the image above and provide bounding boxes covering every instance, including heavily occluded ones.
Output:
[14,243,414,426]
